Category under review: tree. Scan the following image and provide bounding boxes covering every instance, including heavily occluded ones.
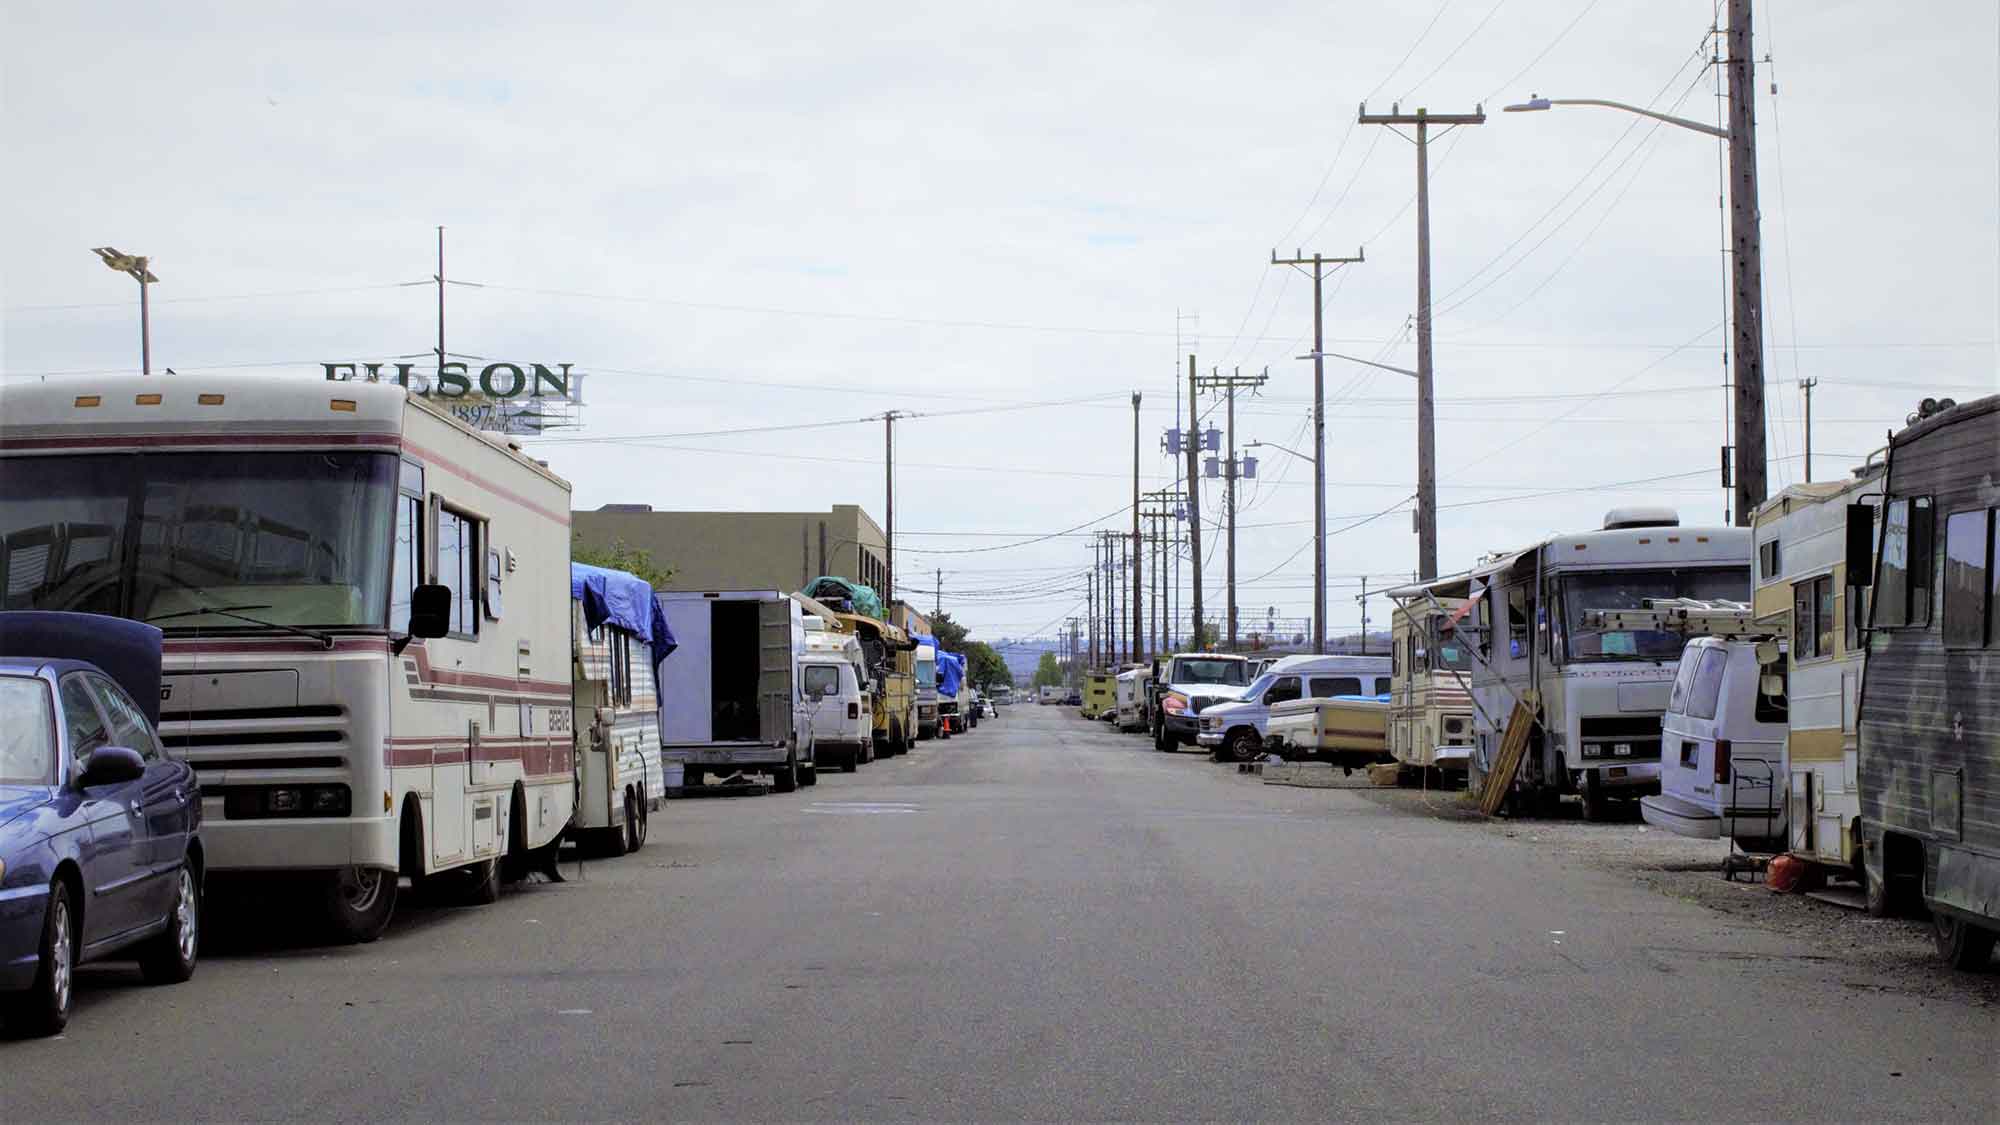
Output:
[960,640,1010,689]
[572,534,675,591]
[930,611,970,653]
[1032,652,1064,689]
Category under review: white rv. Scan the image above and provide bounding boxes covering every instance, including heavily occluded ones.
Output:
[801,615,871,773]
[1466,508,1753,819]
[570,563,668,857]
[0,375,575,941]
[656,590,815,791]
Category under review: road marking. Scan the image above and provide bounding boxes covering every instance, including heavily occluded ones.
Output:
[804,802,920,815]
[557,1008,593,1015]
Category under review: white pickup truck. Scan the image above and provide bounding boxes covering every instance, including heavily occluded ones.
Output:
[1150,653,1253,752]
[1197,654,1391,762]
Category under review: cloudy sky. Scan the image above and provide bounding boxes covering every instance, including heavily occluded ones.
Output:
[4,1,1995,647]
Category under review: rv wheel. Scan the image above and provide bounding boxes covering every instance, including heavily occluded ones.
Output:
[1578,775,1610,822]
[801,764,818,787]
[624,790,643,853]
[1933,914,1998,971]
[771,754,799,793]
[320,867,397,944]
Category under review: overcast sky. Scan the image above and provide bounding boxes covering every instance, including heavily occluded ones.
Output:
[5,1,1995,646]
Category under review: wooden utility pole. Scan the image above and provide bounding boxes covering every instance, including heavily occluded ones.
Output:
[1185,356,1204,650]
[1272,249,1364,653]
[1799,377,1817,482]
[1195,366,1268,649]
[934,568,941,618]
[883,411,900,603]
[1358,104,1486,579]
[1726,0,1768,525]
[1354,577,1370,655]
[1131,391,1143,665]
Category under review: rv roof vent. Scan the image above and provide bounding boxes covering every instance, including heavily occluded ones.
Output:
[1603,506,1680,531]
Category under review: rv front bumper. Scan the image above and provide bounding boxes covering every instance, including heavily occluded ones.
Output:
[203,813,399,873]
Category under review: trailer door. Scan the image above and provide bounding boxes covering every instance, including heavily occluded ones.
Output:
[758,599,795,747]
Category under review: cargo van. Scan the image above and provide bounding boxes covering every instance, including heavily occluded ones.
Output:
[1642,635,1789,849]
[801,617,869,773]
[657,590,815,792]
[1196,654,1391,762]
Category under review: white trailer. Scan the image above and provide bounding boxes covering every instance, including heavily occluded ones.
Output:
[0,375,576,941]
[569,563,668,856]
[656,590,814,792]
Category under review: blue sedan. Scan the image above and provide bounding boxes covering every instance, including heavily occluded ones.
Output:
[1,615,202,1037]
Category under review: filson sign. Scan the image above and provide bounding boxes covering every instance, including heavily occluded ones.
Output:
[322,361,575,400]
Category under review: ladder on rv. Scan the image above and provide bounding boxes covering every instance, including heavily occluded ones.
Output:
[1580,598,1762,637]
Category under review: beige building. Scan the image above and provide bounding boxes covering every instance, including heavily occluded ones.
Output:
[573,503,889,597]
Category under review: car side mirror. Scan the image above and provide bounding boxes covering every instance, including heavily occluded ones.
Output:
[409,583,453,638]
[1845,504,1874,588]
[77,745,146,788]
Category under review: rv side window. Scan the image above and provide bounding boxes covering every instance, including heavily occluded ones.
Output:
[1758,539,1781,583]
[609,631,633,706]
[1792,576,1834,660]
[1875,496,1934,629]
[1374,677,1391,695]
[435,504,480,638]
[391,461,424,631]
[1942,508,1992,649]
[1506,585,1529,656]
[1475,593,1492,656]
[1846,586,1870,652]
[1688,648,1727,721]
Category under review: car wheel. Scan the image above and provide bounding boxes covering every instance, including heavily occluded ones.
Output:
[843,746,861,773]
[139,862,200,985]
[1153,723,1173,753]
[1226,728,1263,764]
[772,753,799,793]
[1579,775,1610,822]
[1933,913,1998,971]
[7,880,75,1036]
[801,764,819,787]
[321,865,398,943]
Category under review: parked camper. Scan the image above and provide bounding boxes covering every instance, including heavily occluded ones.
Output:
[1114,666,1151,731]
[800,616,867,775]
[1039,685,1062,705]
[1384,576,1479,781]
[656,590,815,792]
[1083,672,1116,719]
[1467,508,1752,820]
[1265,692,1392,767]
[0,375,575,942]
[914,642,941,737]
[1750,465,1885,877]
[935,650,966,736]
[569,564,672,857]
[835,611,916,758]
[1856,395,1999,969]
[1197,654,1391,762]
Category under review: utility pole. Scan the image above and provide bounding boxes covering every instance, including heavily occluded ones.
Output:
[1131,392,1143,665]
[1271,248,1363,654]
[934,568,942,619]
[1726,0,1768,526]
[1186,356,1204,650]
[1195,366,1267,649]
[883,411,901,603]
[1358,103,1486,579]
[1086,552,1097,668]
[1354,577,1370,655]
[436,226,446,375]
[1139,488,1186,662]
[1799,377,1816,482]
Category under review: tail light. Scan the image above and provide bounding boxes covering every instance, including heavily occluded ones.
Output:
[1714,739,1732,784]
[847,702,860,720]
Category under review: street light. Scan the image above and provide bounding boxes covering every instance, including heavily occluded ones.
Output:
[92,247,159,375]
[1505,0,1766,531]
[1246,439,1311,463]
[1296,350,1418,379]
[1502,95,1727,139]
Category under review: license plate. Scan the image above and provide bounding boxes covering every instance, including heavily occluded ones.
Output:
[1614,743,1633,757]
[1607,767,1628,779]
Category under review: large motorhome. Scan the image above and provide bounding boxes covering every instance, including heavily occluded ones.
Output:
[1467,508,1752,819]
[0,376,576,941]
[569,563,668,857]
[656,590,815,791]
[1386,574,1478,779]
[1856,395,1998,969]
[914,641,941,737]
[834,611,916,758]
[1750,464,1885,876]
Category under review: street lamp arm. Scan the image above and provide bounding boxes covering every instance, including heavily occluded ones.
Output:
[1296,350,1419,378]
[1506,96,1727,139]
[1245,440,1311,463]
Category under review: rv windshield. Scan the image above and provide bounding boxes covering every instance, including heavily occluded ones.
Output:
[1431,624,1475,671]
[915,657,936,689]
[0,452,399,629]
[1560,567,1750,663]
[1171,658,1249,686]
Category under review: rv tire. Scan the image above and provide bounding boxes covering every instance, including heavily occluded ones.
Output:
[772,754,799,793]
[448,857,502,906]
[1932,913,1998,971]
[320,866,397,944]
[624,789,643,853]
[1578,774,1610,822]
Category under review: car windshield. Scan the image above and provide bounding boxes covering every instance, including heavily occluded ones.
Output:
[1172,658,1248,686]
[1561,567,1751,663]
[915,658,936,689]
[0,452,399,629]
[1242,672,1276,699]
[0,676,58,785]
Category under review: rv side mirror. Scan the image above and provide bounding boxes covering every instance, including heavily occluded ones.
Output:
[1845,504,1874,588]
[409,583,452,638]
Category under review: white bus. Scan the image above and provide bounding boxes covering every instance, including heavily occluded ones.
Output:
[1466,508,1752,819]
[0,375,576,941]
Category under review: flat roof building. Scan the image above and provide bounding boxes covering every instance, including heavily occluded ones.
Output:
[573,503,888,598]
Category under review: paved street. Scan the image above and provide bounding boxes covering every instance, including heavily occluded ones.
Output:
[8,706,1996,1121]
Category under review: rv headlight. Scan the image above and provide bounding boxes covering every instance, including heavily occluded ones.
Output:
[1581,743,1605,759]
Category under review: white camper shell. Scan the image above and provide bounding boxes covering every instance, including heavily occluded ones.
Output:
[656,590,815,792]
[1197,654,1391,762]
[1114,666,1152,731]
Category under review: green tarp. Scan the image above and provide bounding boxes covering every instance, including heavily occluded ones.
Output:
[803,576,884,620]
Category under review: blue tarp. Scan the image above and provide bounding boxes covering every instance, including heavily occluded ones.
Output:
[910,632,939,652]
[936,650,966,696]
[570,563,677,658]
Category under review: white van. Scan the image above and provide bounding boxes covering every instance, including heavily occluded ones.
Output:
[657,590,816,792]
[1197,654,1392,762]
[1641,635,1788,848]
[802,621,871,773]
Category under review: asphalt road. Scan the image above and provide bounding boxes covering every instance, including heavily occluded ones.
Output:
[7,706,1996,1121]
